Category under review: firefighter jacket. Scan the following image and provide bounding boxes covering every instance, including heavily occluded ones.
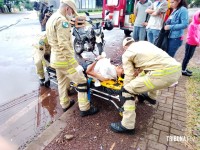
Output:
[122,41,181,82]
[46,10,78,69]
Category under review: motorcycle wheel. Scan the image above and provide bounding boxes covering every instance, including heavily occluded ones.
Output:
[74,38,84,55]
[97,43,103,55]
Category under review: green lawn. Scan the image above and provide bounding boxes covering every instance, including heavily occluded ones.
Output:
[185,67,200,149]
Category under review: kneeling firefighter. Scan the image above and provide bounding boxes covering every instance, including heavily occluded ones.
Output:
[33,32,51,86]
[110,37,181,134]
[46,0,99,114]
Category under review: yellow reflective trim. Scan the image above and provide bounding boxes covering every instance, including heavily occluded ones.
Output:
[60,97,67,103]
[140,71,146,76]
[52,62,68,67]
[144,77,154,89]
[124,106,135,111]
[152,66,181,76]
[146,78,154,89]
[42,60,46,66]
[38,70,44,73]
[52,58,77,67]
[78,98,88,103]
[67,68,77,74]
[68,58,76,64]
[144,79,151,89]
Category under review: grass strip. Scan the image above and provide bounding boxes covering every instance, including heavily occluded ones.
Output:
[185,67,200,150]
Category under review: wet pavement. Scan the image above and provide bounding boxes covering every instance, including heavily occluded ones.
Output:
[0,11,63,149]
[1,8,200,150]
[0,11,124,149]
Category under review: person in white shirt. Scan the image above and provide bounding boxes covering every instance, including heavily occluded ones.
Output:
[145,0,168,44]
[86,56,124,81]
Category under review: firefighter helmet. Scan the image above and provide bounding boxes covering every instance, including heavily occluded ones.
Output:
[123,37,135,47]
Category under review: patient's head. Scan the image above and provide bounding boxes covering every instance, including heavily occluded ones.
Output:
[115,65,124,78]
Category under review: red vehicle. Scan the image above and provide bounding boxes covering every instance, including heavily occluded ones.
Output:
[102,0,136,36]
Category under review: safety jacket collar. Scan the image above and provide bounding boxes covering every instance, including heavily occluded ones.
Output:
[57,9,71,21]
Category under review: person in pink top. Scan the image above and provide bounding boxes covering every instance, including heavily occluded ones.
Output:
[182,10,200,76]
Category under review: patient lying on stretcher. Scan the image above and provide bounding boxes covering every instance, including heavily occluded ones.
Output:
[83,56,156,104]
[85,56,124,82]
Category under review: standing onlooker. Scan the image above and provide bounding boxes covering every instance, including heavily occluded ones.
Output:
[133,0,152,41]
[182,10,200,76]
[39,1,53,31]
[145,0,168,44]
[164,0,188,57]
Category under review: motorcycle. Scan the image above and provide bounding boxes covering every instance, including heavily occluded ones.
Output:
[72,11,111,56]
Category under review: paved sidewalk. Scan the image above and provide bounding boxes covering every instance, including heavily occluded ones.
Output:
[26,76,190,150]
[0,11,38,31]
[0,11,101,31]
[140,76,189,150]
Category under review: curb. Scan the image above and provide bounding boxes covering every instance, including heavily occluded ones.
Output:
[25,103,78,150]
[0,19,21,31]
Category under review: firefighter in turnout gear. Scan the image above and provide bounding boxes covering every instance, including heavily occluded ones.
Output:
[33,32,51,86]
[110,37,181,134]
[46,0,99,114]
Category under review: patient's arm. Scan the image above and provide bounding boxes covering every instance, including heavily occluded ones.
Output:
[86,61,109,81]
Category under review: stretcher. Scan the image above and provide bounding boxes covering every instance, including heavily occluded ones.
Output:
[45,66,124,114]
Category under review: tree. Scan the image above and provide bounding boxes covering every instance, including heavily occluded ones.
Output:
[4,0,33,12]
[187,0,200,7]
[193,0,200,6]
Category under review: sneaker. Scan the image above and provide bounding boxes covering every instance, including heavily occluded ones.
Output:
[182,71,192,76]
[137,93,156,105]
[186,69,192,74]
[80,106,99,117]
[39,78,45,86]
[62,100,75,112]
[110,122,135,134]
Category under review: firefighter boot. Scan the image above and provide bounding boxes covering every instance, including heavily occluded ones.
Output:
[63,100,75,112]
[80,105,99,117]
[44,80,50,88]
[138,92,156,105]
[110,122,135,134]
[39,78,45,86]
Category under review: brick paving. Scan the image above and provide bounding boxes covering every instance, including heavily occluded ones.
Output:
[30,54,195,150]
[136,76,190,150]
[27,28,200,150]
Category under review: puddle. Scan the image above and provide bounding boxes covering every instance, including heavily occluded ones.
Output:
[0,86,63,149]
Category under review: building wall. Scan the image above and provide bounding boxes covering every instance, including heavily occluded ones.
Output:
[49,0,60,9]
[75,0,96,9]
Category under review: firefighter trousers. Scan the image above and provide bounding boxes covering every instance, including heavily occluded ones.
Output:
[122,67,181,129]
[33,48,49,79]
[55,67,90,111]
